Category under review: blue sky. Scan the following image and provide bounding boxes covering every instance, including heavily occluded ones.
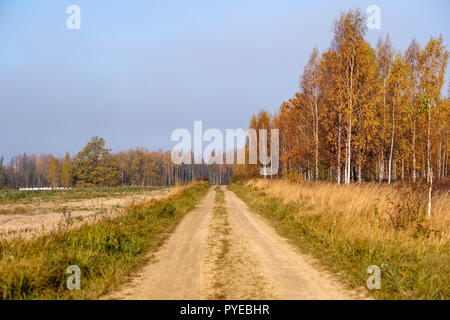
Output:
[1,0,449,160]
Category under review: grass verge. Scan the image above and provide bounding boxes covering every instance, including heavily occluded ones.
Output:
[209,187,231,299]
[213,188,230,263]
[229,181,449,300]
[0,182,210,299]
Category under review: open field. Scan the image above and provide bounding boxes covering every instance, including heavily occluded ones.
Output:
[0,186,171,240]
[229,179,450,299]
[0,182,210,299]
[0,186,164,205]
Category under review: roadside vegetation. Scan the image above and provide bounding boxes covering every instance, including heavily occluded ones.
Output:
[0,181,210,299]
[229,179,449,300]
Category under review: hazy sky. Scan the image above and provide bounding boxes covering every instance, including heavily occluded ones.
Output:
[1,0,449,160]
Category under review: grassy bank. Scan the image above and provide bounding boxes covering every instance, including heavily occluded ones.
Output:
[0,182,210,300]
[229,180,449,300]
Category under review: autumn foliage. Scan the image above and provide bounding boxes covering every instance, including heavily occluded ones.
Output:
[239,9,449,184]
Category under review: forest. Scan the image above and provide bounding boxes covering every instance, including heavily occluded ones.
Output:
[0,137,231,189]
[235,9,449,184]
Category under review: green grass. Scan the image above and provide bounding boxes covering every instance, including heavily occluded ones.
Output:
[0,182,210,300]
[229,182,449,300]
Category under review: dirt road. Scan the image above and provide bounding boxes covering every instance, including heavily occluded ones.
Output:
[107,189,215,299]
[107,186,369,300]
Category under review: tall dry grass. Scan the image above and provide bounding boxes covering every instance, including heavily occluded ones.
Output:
[232,179,449,299]
[245,179,450,242]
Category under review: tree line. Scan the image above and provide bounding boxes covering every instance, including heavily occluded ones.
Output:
[0,137,232,189]
[235,8,449,184]
[1,8,448,188]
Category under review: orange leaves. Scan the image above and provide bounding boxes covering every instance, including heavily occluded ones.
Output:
[244,9,449,183]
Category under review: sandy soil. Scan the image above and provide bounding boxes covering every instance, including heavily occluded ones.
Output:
[0,189,171,240]
[106,189,216,300]
[106,186,370,300]
[202,186,276,299]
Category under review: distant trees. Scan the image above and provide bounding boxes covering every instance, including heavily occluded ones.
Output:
[0,154,47,188]
[233,110,276,180]
[47,156,62,187]
[0,136,233,189]
[0,157,7,188]
[61,152,73,187]
[115,148,164,186]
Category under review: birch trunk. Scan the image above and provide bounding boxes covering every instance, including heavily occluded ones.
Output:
[388,103,395,184]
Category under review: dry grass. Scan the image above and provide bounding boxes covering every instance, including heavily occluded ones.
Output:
[0,188,172,241]
[246,179,449,241]
[232,179,450,299]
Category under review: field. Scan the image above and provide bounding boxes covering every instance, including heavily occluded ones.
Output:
[229,179,450,299]
[0,182,210,299]
[0,186,171,240]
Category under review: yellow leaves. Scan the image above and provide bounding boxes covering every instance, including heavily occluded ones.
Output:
[246,11,449,184]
